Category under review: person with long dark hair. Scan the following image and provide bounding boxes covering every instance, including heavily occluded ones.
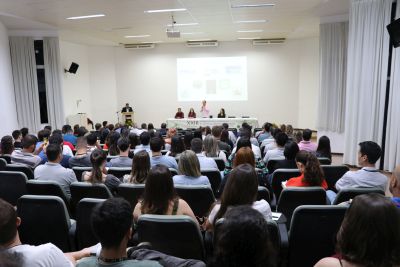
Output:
[316,135,332,160]
[205,163,272,230]
[123,150,150,184]
[0,136,14,155]
[315,194,400,267]
[208,205,276,267]
[82,149,121,194]
[166,136,185,158]
[286,151,328,189]
[133,165,197,224]
[188,108,196,118]
[217,108,226,118]
[105,131,120,156]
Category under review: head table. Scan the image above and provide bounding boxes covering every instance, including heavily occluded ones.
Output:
[166,118,259,129]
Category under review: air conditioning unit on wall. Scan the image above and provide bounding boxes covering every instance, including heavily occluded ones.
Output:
[186,40,218,47]
[124,43,155,49]
[252,38,286,46]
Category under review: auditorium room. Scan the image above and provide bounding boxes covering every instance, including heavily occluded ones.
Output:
[0,0,399,266]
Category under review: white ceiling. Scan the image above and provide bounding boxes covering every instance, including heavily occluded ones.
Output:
[0,0,349,45]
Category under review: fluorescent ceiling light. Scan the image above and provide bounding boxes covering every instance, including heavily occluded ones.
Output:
[238,37,260,40]
[181,32,204,35]
[166,23,199,27]
[235,20,267,23]
[66,14,105,20]
[125,35,151,38]
[141,41,164,43]
[144,8,186,13]
[188,39,212,42]
[231,3,275,8]
[237,30,263,33]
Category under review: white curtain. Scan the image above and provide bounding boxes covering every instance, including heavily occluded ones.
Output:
[343,0,392,166]
[317,22,348,133]
[43,37,65,129]
[384,4,400,171]
[9,36,41,133]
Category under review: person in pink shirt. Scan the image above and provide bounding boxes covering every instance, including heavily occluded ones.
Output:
[298,129,317,152]
[200,100,210,118]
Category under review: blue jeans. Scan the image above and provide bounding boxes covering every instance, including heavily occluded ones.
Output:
[326,190,337,204]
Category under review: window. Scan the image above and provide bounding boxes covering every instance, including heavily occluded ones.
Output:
[34,40,49,124]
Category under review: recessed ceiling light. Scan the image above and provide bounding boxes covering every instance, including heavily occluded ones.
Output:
[231,3,275,8]
[166,23,199,27]
[235,20,268,23]
[238,37,261,40]
[66,14,105,20]
[237,30,264,33]
[181,32,204,35]
[125,35,151,38]
[144,8,187,13]
[188,39,213,42]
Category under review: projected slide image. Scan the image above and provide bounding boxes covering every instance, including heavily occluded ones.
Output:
[177,57,248,101]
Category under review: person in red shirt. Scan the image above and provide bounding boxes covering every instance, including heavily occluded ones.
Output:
[286,150,328,189]
[188,108,196,118]
[175,108,184,119]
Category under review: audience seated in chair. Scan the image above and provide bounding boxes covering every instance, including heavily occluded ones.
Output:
[334,141,387,192]
[0,199,90,267]
[62,125,77,146]
[107,138,132,168]
[206,164,272,231]
[222,123,237,144]
[123,150,150,184]
[134,132,152,155]
[257,122,273,143]
[390,165,400,208]
[69,137,92,168]
[34,144,77,198]
[226,138,265,173]
[11,135,42,168]
[211,126,231,155]
[316,135,332,161]
[191,138,218,170]
[1,136,14,156]
[12,130,23,149]
[298,129,317,153]
[38,133,71,168]
[315,194,400,267]
[220,129,234,151]
[208,205,276,267]
[77,198,161,267]
[86,133,99,153]
[263,132,289,164]
[105,131,121,156]
[149,137,178,169]
[133,165,197,224]
[35,129,51,150]
[203,134,227,163]
[165,136,185,158]
[268,141,299,174]
[173,150,211,187]
[286,151,328,189]
[82,149,121,194]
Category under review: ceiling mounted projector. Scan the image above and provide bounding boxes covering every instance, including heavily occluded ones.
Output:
[167,29,180,38]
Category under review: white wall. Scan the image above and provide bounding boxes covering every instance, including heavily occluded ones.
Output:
[0,21,18,137]
[60,38,320,130]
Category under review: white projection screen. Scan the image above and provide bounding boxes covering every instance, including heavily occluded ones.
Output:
[177,57,248,101]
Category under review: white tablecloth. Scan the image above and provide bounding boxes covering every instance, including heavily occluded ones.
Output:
[166,118,259,129]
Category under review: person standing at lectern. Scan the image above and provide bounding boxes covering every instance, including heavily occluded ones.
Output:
[200,100,210,118]
[121,103,133,112]
[175,108,184,119]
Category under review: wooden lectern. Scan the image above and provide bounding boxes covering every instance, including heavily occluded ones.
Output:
[122,112,134,126]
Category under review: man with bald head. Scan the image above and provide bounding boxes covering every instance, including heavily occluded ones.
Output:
[389,165,400,208]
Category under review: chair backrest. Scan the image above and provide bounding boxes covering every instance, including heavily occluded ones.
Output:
[257,186,271,203]
[201,169,221,196]
[317,157,332,165]
[212,158,225,171]
[0,158,6,171]
[106,155,119,162]
[271,169,301,200]
[26,180,71,213]
[288,205,348,267]
[321,165,350,191]
[137,214,205,260]
[107,167,132,179]
[267,159,285,173]
[72,167,92,182]
[76,198,106,249]
[116,183,145,208]
[333,187,385,205]
[0,155,11,164]
[175,185,215,217]
[17,195,73,252]
[0,171,27,205]
[277,187,327,228]
[169,168,178,176]
[5,164,34,180]
[70,182,112,212]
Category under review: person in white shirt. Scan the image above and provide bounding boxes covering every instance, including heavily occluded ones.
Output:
[191,138,218,170]
[205,164,272,230]
[34,144,77,198]
[222,123,237,144]
[200,100,210,118]
[231,138,262,160]
[0,199,90,267]
[263,132,288,164]
[203,135,227,163]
